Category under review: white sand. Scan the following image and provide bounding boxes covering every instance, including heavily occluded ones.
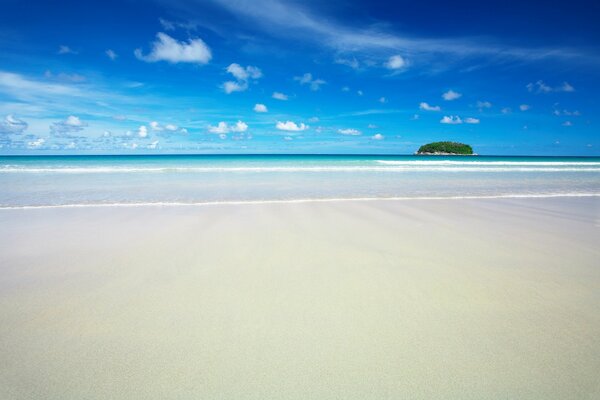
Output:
[0,197,599,399]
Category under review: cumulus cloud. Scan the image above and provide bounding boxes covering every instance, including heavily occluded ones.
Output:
[138,125,148,137]
[135,32,212,64]
[519,104,530,111]
[272,92,288,100]
[222,63,262,94]
[442,90,462,101]
[276,121,308,131]
[294,73,326,91]
[385,55,407,70]
[440,115,463,124]
[227,63,262,81]
[253,103,268,112]
[50,115,87,136]
[0,115,28,135]
[464,117,480,124]
[419,102,441,111]
[527,80,575,93]
[105,49,118,60]
[371,133,384,140]
[338,128,361,135]
[208,120,248,134]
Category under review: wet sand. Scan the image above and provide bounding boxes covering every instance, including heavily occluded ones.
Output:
[1,197,599,399]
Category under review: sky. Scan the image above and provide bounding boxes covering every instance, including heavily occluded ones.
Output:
[0,0,599,155]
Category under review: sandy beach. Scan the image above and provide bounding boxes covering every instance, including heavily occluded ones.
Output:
[1,197,599,399]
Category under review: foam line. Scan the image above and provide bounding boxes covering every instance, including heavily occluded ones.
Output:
[1,193,598,210]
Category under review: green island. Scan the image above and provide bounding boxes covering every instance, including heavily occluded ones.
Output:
[416,141,475,155]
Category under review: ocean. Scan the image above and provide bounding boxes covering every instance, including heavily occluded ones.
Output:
[1,154,599,207]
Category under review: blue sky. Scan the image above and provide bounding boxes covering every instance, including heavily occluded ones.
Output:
[0,0,599,155]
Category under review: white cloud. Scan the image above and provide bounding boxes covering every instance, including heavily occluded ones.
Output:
[519,104,530,111]
[464,117,480,124]
[385,55,407,70]
[294,73,326,91]
[554,109,581,116]
[0,114,28,135]
[442,90,462,101]
[138,125,148,137]
[476,101,492,109]
[105,49,118,60]
[338,128,361,135]
[272,92,288,100]
[357,90,363,96]
[308,117,319,123]
[227,63,262,81]
[254,103,268,112]
[27,138,45,148]
[411,114,420,120]
[231,120,248,132]
[222,81,248,94]
[440,115,463,124]
[371,133,384,140]
[222,63,262,93]
[527,80,575,93]
[501,107,512,114]
[341,86,350,92]
[135,32,212,64]
[276,121,308,131]
[150,121,161,131]
[367,124,377,128]
[208,122,229,134]
[419,102,440,111]
[58,45,75,55]
[208,121,248,134]
[165,124,178,131]
[50,115,87,136]
[379,97,387,103]
[562,121,573,126]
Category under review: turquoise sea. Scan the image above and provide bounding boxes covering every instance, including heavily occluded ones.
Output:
[1,155,599,207]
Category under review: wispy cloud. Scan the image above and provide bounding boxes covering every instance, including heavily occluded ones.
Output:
[272,92,288,100]
[294,73,326,91]
[526,80,575,93]
[169,0,595,66]
[105,49,118,60]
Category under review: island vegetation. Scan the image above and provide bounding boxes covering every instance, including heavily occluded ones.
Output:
[416,141,474,155]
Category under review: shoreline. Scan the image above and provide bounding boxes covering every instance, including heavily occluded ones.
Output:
[1,192,599,210]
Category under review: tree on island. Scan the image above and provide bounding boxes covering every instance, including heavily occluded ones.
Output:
[416,142,474,155]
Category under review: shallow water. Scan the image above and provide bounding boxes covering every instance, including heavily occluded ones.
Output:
[1,155,599,207]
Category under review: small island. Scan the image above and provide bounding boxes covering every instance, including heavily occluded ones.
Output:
[416,141,475,155]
